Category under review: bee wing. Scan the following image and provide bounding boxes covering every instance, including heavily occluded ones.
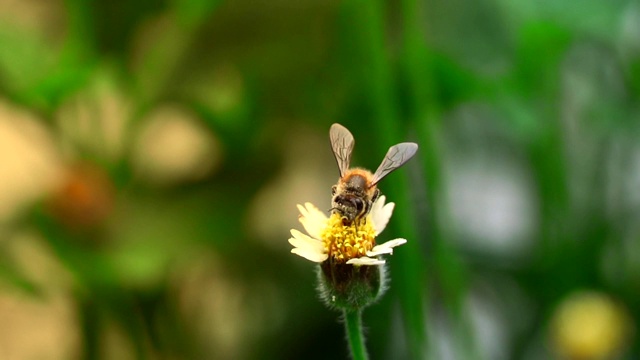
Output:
[329,123,355,176]
[371,142,418,185]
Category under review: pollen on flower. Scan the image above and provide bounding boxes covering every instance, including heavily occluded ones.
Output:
[321,213,376,263]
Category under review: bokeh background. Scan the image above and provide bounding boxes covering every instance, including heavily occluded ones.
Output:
[0,0,639,359]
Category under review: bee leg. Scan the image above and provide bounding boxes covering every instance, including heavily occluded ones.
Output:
[331,185,337,196]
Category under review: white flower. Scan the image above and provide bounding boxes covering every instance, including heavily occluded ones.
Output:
[288,195,407,266]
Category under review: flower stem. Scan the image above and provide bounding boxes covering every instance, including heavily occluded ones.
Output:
[344,309,368,360]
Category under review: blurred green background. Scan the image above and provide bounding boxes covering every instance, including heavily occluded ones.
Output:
[0,0,639,359]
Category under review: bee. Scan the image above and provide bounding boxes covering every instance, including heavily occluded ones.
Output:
[329,123,418,225]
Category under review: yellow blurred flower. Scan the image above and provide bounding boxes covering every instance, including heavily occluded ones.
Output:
[550,291,632,360]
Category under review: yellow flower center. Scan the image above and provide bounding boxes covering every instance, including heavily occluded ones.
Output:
[321,213,376,263]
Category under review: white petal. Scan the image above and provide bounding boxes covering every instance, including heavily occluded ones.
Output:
[291,247,329,263]
[367,238,407,256]
[370,195,385,216]
[288,229,325,254]
[366,247,393,256]
[297,203,327,240]
[303,202,328,222]
[370,196,395,235]
[347,256,385,266]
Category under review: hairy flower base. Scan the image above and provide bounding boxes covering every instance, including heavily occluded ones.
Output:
[322,213,376,263]
[317,261,387,311]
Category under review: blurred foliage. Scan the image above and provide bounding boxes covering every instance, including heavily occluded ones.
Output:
[0,0,639,359]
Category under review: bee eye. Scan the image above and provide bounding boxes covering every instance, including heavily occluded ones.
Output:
[353,198,364,211]
[371,188,380,203]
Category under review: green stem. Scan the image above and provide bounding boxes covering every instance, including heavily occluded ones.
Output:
[344,310,368,360]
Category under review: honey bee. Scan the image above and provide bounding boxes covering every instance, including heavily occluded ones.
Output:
[329,123,418,225]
